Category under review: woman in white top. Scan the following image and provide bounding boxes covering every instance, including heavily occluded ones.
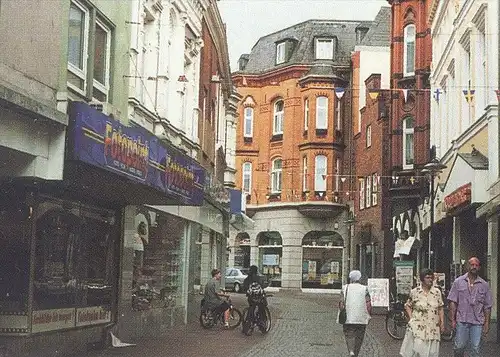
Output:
[339,270,372,357]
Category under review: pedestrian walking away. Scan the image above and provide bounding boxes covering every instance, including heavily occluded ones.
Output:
[400,268,445,357]
[338,270,372,357]
[447,257,493,357]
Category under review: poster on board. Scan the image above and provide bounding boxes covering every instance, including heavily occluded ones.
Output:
[367,278,390,308]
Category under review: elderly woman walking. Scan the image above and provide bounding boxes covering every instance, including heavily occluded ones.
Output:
[339,270,372,357]
[400,268,445,357]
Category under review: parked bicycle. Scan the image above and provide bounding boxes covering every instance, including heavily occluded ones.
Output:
[241,303,271,336]
[199,296,242,329]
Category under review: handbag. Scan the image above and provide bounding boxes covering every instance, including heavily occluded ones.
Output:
[338,284,349,324]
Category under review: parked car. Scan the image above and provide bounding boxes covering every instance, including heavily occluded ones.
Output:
[225,268,247,293]
[225,267,270,293]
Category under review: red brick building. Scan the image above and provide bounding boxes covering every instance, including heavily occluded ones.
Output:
[353,73,392,278]
[387,0,433,270]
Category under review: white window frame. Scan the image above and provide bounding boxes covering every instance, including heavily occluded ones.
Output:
[315,38,334,60]
[372,173,378,206]
[316,96,328,129]
[403,117,415,169]
[302,156,308,192]
[359,178,365,210]
[67,0,90,95]
[273,100,284,135]
[314,155,327,192]
[304,98,309,130]
[276,42,286,64]
[403,24,416,76]
[366,125,372,148]
[271,159,282,193]
[365,176,372,208]
[92,19,111,101]
[244,107,254,137]
[242,162,252,194]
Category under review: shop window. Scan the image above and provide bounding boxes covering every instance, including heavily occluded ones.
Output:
[33,198,117,311]
[302,231,343,289]
[257,232,282,288]
[132,210,186,310]
[0,203,31,313]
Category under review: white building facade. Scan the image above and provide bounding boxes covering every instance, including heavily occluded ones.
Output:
[428,0,499,331]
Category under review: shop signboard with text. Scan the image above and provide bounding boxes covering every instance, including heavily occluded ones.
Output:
[444,183,471,213]
[32,308,75,333]
[68,102,205,205]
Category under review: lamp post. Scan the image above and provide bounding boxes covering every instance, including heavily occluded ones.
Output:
[421,158,447,270]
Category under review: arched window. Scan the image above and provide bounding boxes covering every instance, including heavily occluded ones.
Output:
[243,107,253,137]
[273,100,284,135]
[242,162,252,193]
[403,24,416,76]
[403,117,414,169]
[314,155,327,191]
[316,96,328,129]
[271,158,282,193]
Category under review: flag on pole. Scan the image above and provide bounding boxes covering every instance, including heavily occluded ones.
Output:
[402,89,409,103]
[335,87,345,99]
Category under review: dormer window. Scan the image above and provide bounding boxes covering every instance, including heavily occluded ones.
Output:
[315,38,334,60]
[276,42,286,64]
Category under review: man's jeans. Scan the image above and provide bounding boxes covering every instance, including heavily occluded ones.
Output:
[454,322,483,357]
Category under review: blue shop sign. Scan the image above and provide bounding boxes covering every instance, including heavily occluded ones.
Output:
[68,102,205,205]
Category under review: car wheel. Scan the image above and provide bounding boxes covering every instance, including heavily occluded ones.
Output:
[234,282,241,293]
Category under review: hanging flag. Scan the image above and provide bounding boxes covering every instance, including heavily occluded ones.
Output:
[433,88,442,103]
[335,87,345,99]
[368,89,379,100]
[495,89,500,102]
[402,89,409,103]
[463,87,475,104]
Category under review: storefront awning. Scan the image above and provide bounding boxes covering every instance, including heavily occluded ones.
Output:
[230,212,255,231]
[440,150,488,215]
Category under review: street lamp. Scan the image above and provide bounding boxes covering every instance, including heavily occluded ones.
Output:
[421,158,447,269]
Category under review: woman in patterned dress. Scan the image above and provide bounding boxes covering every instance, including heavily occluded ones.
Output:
[400,268,445,357]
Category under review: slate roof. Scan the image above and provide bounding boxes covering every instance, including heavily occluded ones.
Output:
[458,149,489,170]
[237,7,391,75]
[359,7,391,47]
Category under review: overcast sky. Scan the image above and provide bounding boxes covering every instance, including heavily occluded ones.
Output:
[218,0,389,70]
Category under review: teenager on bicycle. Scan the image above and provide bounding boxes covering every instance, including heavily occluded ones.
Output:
[203,268,231,327]
[243,265,267,326]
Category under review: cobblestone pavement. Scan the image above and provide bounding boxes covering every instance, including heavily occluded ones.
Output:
[74,291,498,357]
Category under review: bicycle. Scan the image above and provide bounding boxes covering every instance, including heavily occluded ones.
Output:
[241,301,271,336]
[199,296,242,329]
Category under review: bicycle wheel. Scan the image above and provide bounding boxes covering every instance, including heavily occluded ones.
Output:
[241,307,253,336]
[226,307,243,329]
[385,310,407,340]
[259,306,271,334]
